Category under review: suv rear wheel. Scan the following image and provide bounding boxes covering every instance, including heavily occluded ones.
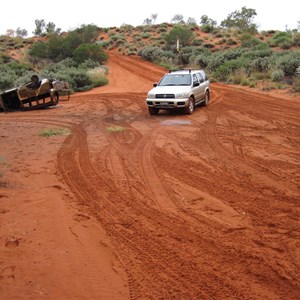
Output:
[184,96,195,114]
[148,107,159,115]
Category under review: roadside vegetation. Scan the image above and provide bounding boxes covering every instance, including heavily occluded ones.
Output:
[39,128,71,137]
[0,7,299,93]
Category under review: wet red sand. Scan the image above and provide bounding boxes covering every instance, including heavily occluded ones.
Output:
[0,52,299,299]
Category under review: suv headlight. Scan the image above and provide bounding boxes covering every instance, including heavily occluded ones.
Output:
[176,93,189,99]
[147,93,155,98]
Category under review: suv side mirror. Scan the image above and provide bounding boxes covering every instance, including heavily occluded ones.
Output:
[193,82,200,87]
[153,83,158,87]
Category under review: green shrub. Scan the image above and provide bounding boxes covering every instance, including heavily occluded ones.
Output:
[240,78,255,87]
[241,33,262,48]
[207,48,243,71]
[194,54,211,68]
[73,43,108,64]
[164,25,194,49]
[293,77,300,92]
[269,31,293,49]
[87,67,108,87]
[141,32,151,39]
[293,32,300,46]
[249,57,271,73]
[39,128,70,137]
[271,69,284,82]
[227,39,237,45]
[64,69,93,91]
[201,24,215,33]
[0,73,15,91]
[276,52,300,76]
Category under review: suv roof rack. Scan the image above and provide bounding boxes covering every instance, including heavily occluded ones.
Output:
[169,69,199,74]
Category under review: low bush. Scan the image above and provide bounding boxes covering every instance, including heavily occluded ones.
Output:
[293,77,300,92]
[271,69,284,82]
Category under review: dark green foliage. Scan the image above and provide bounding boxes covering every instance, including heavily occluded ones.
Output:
[275,51,300,76]
[28,41,50,61]
[73,43,107,64]
[47,34,65,61]
[33,19,46,36]
[62,31,83,57]
[213,57,251,81]
[269,31,293,49]
[207,48,243,71]
[75,24,99,43]
[178,46,210,65]
[200,15,217,33]
[240,33,262,47]
[29,26,108,65]
[164,25,194,49]
[227,39,237,45]
[192,39,203,46]
[65,69,93,91]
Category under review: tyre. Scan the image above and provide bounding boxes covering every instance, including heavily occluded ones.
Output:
[203,90,210,107]
[54,91,59,104]
[148,107,159,115]
[51,92,59,104]
[184,97,195,115]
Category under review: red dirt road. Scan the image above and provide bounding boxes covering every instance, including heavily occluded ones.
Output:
[0,52,299,299]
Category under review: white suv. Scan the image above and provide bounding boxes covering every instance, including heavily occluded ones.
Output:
[146,69,210,115]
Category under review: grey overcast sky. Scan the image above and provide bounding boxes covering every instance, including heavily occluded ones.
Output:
[0,0,299,35]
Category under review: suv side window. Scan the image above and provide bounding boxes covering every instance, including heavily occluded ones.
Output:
[196,73,204,83]
[192,74,199,85]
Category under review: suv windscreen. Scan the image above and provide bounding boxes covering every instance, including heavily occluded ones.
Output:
[159,74,191,86]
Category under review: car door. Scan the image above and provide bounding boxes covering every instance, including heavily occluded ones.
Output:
[192,74,201,101]
[196,72,206,99]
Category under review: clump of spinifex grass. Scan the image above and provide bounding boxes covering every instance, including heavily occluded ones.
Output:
[39,128,71,137]
[106,126,125,133]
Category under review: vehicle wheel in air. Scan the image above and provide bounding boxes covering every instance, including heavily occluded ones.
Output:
[184,97,195,114]
[148,107,159,115]
[203,90,210,106]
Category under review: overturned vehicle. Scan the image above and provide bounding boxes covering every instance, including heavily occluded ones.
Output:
[0,76,69,112]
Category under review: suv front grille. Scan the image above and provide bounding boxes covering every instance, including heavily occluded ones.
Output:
[155,94,175,99]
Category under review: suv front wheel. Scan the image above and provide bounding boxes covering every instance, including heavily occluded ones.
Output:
[203,90,210,106]
[148,107,159,115]
[184,96,195,115]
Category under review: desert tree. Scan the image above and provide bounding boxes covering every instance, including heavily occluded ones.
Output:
[16,27,28,37]
[187,17,197,25]
[33,19,46,36]
[46,22,61,34]
[171,14,184,24]
[143,18,152,25]
[164,25,194,49]
[151,14,158,24]
[200,15,217,33]
[5,29,15,37]
[221,6,258,34]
